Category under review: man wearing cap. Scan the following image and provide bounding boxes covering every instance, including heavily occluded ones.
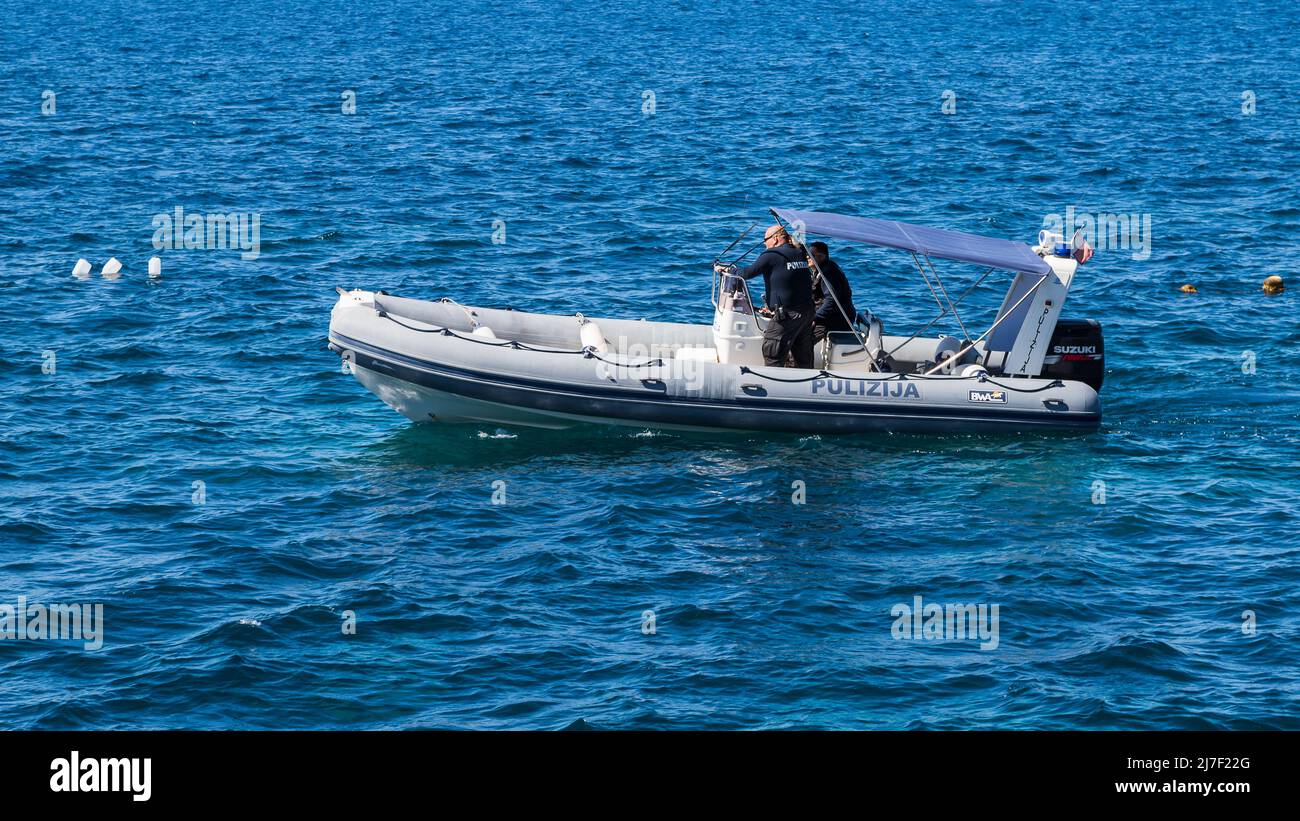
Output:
[714,224,815,368]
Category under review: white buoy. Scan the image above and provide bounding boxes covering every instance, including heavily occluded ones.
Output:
[71,258,91,279]
[100,257,122,279]
[148,256,162,279]
[471,325,497,340]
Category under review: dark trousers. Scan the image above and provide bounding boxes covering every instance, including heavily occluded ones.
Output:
[812,304,853,343]
[763,307,815,368]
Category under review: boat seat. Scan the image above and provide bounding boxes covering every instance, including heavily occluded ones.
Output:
[929,335,977,373]
[826,314,885,368]
[827,333,868,367]
[828,330,864,349]
[866,315,883,358]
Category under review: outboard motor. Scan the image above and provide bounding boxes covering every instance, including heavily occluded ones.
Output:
[1041,318,1104,391]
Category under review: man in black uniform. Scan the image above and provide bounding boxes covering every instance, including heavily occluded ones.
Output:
[808,241,856,343]
[714,224,815,368]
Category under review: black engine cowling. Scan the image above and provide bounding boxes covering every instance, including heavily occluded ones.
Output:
[1041,318,1104,391]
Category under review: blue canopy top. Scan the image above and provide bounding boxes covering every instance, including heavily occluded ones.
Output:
[772,207,1051,275]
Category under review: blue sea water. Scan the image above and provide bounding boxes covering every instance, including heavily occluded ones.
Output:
[1,0,1298,729]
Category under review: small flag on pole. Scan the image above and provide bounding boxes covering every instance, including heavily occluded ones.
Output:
[1070,229,1093,264]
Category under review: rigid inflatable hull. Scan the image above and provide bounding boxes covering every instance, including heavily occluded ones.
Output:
[327,297,1102,434]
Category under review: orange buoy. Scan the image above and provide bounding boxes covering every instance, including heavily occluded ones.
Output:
[1179,284,1198,293]
[1262,275,1284,295]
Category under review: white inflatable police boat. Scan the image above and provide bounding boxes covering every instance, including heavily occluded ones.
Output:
[328,208,1104,434]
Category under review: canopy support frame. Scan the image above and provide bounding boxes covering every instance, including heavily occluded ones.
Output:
[920,273,1050,375]
[884,266,995,360]
[921,253,974,344]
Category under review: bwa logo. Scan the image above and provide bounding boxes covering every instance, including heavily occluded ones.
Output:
[968,389,1007,404]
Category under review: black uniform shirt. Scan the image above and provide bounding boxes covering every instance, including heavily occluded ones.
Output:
[736,243,813,310]
[813,257,855,325]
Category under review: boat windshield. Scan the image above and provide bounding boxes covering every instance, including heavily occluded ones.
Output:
[717,272,755,316]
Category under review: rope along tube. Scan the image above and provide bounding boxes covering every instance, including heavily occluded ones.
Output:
[741,366,940,384]
[739,366,834,383]
[377,311,666,366]
[378,311,1065,388]
[980,377,1065,393]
